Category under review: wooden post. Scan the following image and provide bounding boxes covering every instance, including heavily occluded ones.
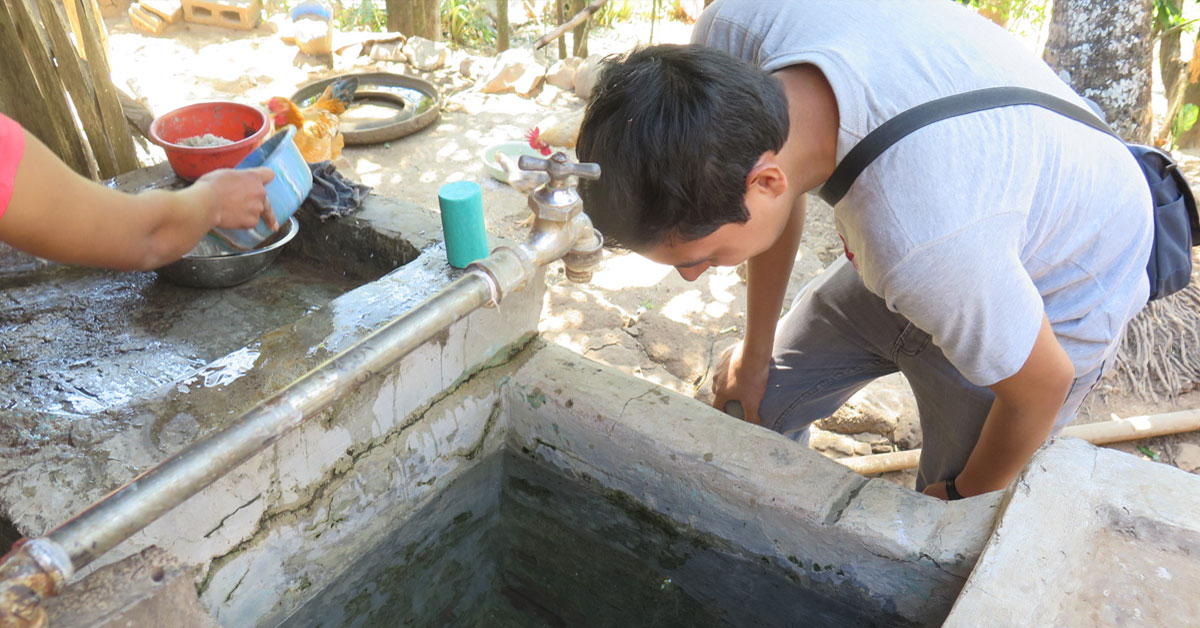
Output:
[71,0,139,175]
[0,0,92,176]
[33,0,119,177]
[61,0,109,59]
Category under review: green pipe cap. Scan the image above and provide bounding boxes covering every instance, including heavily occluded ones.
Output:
[438,181,490,268]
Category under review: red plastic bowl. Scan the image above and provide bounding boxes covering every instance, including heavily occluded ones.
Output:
[148,102,270,181]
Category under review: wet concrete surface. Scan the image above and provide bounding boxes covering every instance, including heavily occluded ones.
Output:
[0,247,365,418]
[0,163,436,423]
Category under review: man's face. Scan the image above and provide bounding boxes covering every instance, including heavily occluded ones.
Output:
[641,189,793,282]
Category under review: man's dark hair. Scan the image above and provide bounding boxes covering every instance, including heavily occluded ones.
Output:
[577,44,790,252]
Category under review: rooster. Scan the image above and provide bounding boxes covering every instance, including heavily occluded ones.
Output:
[526,127,553,156]
[267,76,358,163]
[526,109,584,156]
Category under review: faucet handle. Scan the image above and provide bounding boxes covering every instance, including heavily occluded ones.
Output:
[517,152,601,186]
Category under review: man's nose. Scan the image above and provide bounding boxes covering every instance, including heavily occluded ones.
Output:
[676,263,709,282]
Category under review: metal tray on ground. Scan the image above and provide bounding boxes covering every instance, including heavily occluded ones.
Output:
[291,72,441,145]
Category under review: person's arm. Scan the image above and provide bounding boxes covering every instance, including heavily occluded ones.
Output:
[923,313,1074,499]
[0,127,277,271]
[712,194,806,424]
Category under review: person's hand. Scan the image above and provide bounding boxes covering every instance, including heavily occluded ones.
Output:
[922,482,951,500]
[711,341,770,425]
[923,477,983,500]
[194,167,278,231]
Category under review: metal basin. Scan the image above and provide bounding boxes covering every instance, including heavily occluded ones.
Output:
[154,217,299,288]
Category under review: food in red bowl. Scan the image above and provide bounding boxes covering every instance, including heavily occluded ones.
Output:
[148,101,270,181]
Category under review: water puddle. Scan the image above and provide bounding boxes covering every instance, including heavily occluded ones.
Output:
[177,345,262,392]
[0,255,365,418]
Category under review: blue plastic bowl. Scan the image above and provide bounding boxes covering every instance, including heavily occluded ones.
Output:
[212,126,314,250]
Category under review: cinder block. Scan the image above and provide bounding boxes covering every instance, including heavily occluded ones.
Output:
[128,3,166,35]
[140,0,183,23]
[99,0,130,18]
[182,0,261,30]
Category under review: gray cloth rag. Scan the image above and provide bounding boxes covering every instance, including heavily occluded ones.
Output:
[301,161,371,221]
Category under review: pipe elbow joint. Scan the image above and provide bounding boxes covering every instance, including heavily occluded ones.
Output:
[563,226,603,283]
[0,539,72,628]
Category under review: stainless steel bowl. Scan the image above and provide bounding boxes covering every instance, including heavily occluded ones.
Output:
[154,217,299,288]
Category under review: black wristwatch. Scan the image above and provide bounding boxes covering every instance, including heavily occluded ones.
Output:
[945,476,964,501]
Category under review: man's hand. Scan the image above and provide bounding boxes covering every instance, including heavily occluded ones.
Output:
[922,481,951,500]
[712,341,770,425]
[952,313,1074,496]
[194,167,278,231]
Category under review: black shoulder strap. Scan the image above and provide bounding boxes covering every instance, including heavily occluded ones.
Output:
[818,86,1114,206]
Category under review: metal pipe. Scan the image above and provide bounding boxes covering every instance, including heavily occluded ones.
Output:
[0,269,495,628]
[48,272,493,570]
[0,152,604,625]
[0,540,72,628]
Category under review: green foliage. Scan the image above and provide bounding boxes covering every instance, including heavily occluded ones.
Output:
[958,0,1049,34]
[334,0,387,32]
[441,0,495,47]
[1153,0,1186,32]
[1171,103,1199,148]
[1152,0,1200,38]
[594,0,634,26]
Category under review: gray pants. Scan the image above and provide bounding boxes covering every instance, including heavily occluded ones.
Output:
[758,257,1106,491]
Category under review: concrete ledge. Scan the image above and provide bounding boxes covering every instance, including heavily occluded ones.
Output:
[45,546,218,628]
[945,436,1200,626]
[0,242,545,626]
[505,341,1001,626]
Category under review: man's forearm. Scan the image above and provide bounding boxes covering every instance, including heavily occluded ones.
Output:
[743,196,805,359]
[955,395,1060,495]
[955,315,1074,496]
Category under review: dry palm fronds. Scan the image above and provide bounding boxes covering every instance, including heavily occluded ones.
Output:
[1107,277,1200,401]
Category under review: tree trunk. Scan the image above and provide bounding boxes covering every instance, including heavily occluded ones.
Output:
[1174,77,1200,148]
[386,0,412,34]
[496,0,509,52]
[570,0,588,57]
[1043,0,1154,143]
[388,0,437,39]
[1159,0,1185,107]
[555,0,566,59]
[416,0,438,41]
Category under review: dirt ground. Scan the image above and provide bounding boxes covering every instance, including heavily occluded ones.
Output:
[102,7,1200,490]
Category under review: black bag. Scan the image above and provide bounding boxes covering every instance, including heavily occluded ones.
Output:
[819,86,1200,302]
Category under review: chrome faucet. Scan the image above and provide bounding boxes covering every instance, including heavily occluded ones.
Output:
[515,152,603,282]
[468,151,603,303]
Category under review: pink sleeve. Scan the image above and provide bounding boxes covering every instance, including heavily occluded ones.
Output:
[0,113,27,220]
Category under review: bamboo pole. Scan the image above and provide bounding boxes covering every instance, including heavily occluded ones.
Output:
[536,0,607,51]
[838,408,1200,475]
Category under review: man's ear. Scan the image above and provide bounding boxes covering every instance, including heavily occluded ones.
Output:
[745,152,788,199]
